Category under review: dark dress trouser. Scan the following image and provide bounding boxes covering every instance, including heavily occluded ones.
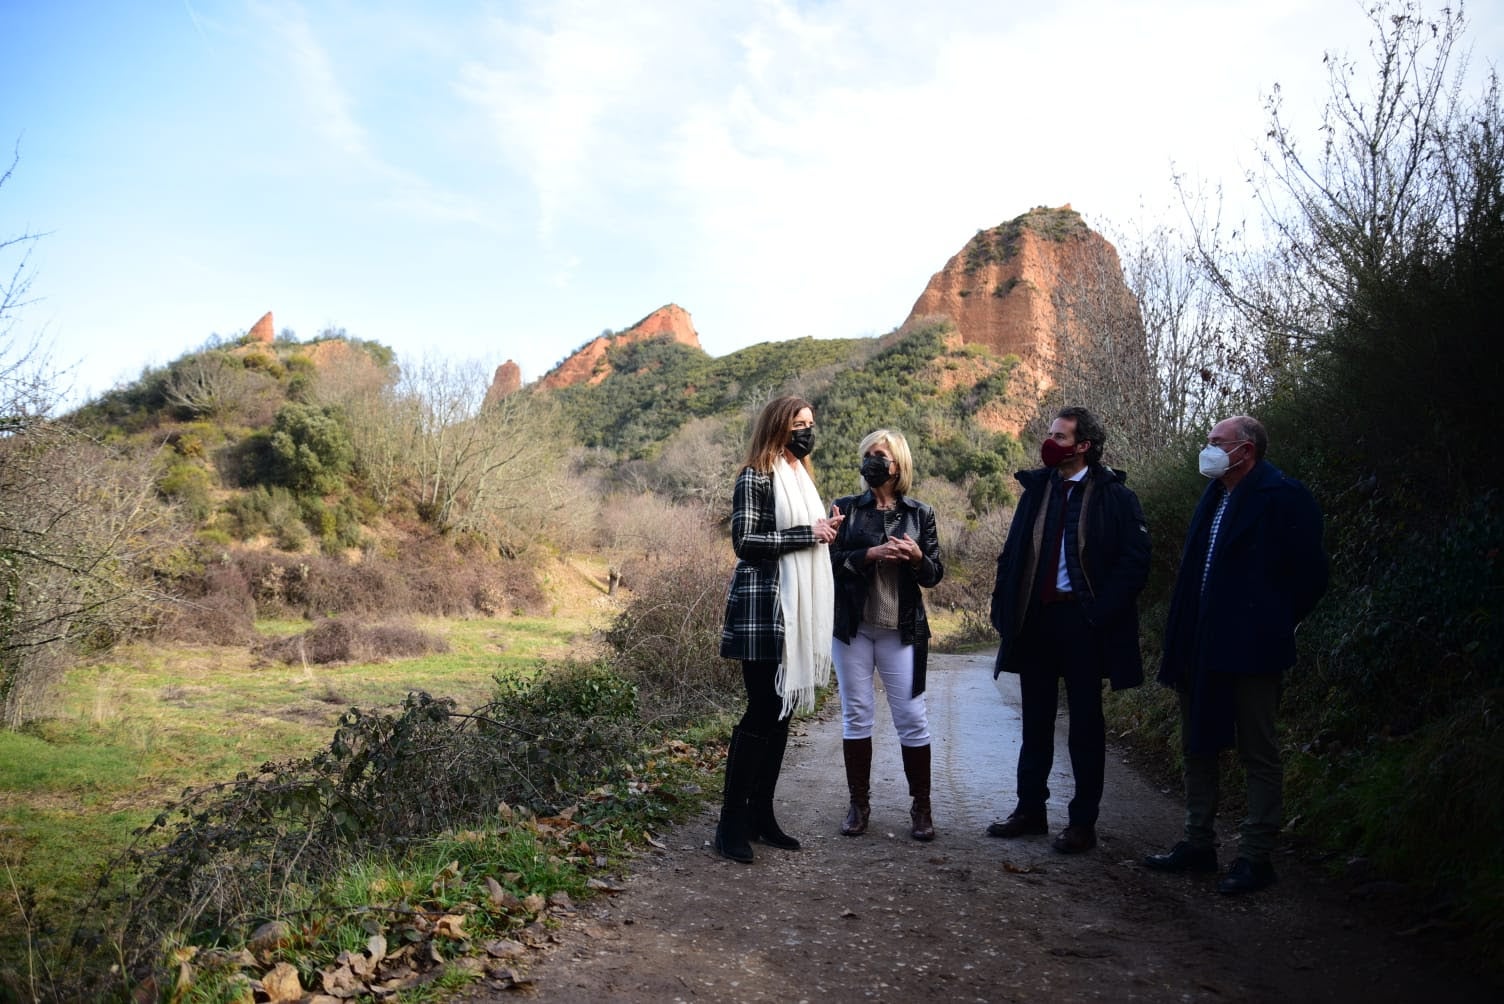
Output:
[1015,599,1106,828]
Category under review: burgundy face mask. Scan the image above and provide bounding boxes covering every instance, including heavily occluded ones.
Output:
[1040,438,1075,468]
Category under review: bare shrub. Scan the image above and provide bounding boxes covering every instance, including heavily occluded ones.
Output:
[362,622,445,660]
[604,516,738,724]
[257,617,447,665]
[162,352,281,424]
[600,491,707,564]
[652,415,741,512]
[158,562,256,645]
[917,475,1011,650]
[1,425,178,725]
[222,540,543,621]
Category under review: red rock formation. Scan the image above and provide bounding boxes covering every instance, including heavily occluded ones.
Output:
[484,360,523,406]
[248,311,275,344]
[904,206,1143,433]
[540,304,701,390]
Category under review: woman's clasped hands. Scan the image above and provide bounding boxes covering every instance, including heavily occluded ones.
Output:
[870,532,922,567]
[814,504,846,544]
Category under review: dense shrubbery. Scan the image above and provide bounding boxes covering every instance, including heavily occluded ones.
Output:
[809,322,1025,508]
[554,333,871,456]
[1108,2,1504,962]
[267,402,355,494]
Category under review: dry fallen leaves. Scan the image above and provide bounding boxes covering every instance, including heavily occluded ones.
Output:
[260,961,303,1003]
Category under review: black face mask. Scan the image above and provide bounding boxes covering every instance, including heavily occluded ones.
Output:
[861,455,893,488]
[788,427,815,459]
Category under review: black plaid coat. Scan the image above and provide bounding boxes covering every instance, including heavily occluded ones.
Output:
[720,465,819,663]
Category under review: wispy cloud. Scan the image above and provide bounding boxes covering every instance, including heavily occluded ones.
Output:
[247,0,480,225]
[457,6,659,240]
[256,0,371,159]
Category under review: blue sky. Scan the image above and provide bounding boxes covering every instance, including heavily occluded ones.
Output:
[3,1,1500,405]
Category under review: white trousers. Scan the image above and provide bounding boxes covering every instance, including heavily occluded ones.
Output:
[833,623,930,746]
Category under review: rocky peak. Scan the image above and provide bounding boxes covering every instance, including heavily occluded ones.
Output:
[248,311,275,344]
[484,360,523,406]
[540,304,701,390]
[904,206,1141,433]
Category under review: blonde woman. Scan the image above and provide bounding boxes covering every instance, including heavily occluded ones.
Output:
[829,429,944,840]
[716,395,844,864]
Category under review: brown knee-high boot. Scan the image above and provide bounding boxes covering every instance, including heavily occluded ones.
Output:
[841,737,872,836]
[902,743,935,841]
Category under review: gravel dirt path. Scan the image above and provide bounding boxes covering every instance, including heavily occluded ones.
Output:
[463,652,1493,1003]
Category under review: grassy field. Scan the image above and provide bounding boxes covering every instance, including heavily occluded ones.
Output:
[0,591,613,953]
[1,553,988,989]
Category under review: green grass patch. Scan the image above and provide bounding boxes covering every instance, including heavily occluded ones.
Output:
[0,612,602,986]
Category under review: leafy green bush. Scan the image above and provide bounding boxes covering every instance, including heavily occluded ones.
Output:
[492,659,638,722]
[267,403,354,494]
[156,459,213,521]
[222,485,305,544]
[298,493,364,552]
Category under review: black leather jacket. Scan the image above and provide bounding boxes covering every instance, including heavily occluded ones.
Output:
[829,490,944,697]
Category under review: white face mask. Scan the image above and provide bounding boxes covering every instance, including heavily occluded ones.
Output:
[1198,442,1243,479]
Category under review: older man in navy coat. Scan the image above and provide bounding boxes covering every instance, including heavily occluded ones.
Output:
[1145,415,1328,894]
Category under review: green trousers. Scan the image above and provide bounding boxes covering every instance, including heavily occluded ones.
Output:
[1180,673,1282,864]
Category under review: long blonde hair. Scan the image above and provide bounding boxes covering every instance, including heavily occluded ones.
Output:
[745,395,814,475]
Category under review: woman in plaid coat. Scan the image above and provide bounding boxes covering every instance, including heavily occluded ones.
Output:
[715,395,844,864]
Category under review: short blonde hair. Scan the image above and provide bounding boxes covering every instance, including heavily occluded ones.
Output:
[858,428,914,495]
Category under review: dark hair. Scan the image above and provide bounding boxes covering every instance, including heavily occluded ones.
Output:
[1056,405,1106,466]
[745,395,815,475]
[1229,415,1269,460]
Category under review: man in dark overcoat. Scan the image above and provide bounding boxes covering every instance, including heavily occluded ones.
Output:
[1145,415,1328,894]
[988,406,1150,853]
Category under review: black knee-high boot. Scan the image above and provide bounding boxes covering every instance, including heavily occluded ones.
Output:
[749,717,800,850]
[714,726,764,863]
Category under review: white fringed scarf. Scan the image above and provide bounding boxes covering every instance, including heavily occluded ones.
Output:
[770,456,835,717]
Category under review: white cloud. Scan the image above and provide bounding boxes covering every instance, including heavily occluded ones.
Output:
[255,0,372,159]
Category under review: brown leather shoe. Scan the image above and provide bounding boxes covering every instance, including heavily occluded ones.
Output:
[1052,824,1097,854]
[985,811,1048,838]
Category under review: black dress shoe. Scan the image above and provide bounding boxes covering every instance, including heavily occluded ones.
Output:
[986,811,1048,838]
[1217,857,1277,895]
[1143,840,1218,874]
[1052,824,1096,854]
